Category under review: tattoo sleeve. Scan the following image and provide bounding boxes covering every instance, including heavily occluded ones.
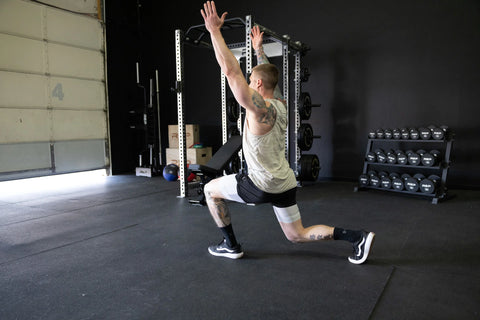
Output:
[255,46,270,65]
[255,46,285,102]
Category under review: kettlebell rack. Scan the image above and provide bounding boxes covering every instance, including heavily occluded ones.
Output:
[354,127,454,204]
[174,16,315,198]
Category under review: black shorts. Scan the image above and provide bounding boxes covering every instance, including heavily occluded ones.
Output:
[235,172,297,208]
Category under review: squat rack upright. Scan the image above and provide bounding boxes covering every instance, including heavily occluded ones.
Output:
[174,16,310,198]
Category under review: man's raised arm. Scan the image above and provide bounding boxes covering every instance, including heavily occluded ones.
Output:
[200,1,263,114]
[250,25,284,102]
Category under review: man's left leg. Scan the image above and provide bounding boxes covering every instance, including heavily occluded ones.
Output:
[273,205,375,264]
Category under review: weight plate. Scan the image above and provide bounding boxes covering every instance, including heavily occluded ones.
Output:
[298,154,320,181]
[299,92,312,120]
[298,123,314,151]
[227,97,240,122]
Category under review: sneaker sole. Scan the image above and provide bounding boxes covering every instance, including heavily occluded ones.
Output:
[208,247,244,259]
[348,232,375,265]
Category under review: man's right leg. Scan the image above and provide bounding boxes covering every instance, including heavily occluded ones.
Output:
[204,175,244,259]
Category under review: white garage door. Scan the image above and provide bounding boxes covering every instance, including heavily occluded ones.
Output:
[0,0,109,181]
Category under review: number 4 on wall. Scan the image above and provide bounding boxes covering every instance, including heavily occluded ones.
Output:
[52,83,64,101]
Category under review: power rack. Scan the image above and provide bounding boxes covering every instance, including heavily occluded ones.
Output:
[174,16,311,198]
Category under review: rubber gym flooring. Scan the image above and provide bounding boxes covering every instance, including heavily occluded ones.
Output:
[0,174,479,320]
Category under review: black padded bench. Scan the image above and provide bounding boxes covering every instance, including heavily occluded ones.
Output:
[188,135,243,205]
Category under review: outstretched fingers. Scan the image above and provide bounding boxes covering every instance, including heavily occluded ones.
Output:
[201,1,228,28]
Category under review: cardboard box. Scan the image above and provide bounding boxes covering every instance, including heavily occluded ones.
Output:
[166,147,212,166]
[168,124,200,148]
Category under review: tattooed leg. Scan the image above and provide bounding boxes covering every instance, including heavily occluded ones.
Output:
[206,196,231,228]
[204,179,231,228]
[278,219,334,243]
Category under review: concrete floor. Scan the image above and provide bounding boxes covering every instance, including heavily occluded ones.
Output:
[0,174,479,319]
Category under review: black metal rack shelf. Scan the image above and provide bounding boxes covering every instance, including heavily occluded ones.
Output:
[365,162,444,170]
[367,138,449,143]
[356,136,454,204]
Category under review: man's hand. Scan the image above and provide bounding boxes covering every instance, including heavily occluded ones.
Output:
[250,25,264,51]
[200,1,227,34]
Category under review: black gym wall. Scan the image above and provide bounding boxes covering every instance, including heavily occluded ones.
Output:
[105,0,480,188]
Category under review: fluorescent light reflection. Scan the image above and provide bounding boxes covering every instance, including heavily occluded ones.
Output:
[0,169,108,196]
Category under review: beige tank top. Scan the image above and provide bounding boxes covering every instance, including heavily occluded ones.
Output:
[242,98,297,193]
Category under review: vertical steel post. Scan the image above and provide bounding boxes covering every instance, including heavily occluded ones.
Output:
[282,43,289,161]
[294,51,301,176]
[175,29,187,197]
[155,70,163,166]
[221,72,227,144]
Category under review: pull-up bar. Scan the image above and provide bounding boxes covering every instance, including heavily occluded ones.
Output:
[184,17,310,55]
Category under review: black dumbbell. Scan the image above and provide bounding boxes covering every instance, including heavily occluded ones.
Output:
[392,128,401,140]
[376,129,385,139]
[366,151,376,162]
[431,125,449,140]
[396,150,408,165]
[404,173,425,192]
[386,150,397,164]
[409,128,420,140]
[419,127,432,140]
[383,128,393,139]
[400,128,410,139]
[406,150,421,166]
[378,171,388,178]
[419,175,441,194]
[380,173,393,189]
[368,129,377,139]
[391,172,404,191]
[374,149,387,163]
[421,150,441,167]
[368,171,381,188]
[416,149,427,156]
[358,174,370,187]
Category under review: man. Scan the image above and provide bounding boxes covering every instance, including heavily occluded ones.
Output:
[200,1,375,264]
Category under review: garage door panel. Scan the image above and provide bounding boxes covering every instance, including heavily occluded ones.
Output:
[0,71,48,108]
[0,109,50,144]
[52,110,106,140]
[0,0,109,180]
[50,77,105,110]
[0,34,44,74]
[0,0,43,39]
[48,43,104,80]
[54,140,106,173]
[0,142,51,173]
[46,8,103,50]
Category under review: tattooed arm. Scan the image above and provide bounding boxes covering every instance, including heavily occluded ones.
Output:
[201,1,275,135]
[250,25,285,103]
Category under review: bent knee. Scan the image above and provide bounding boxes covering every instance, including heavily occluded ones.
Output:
[284,232,304,243]
[204,180,222,200]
